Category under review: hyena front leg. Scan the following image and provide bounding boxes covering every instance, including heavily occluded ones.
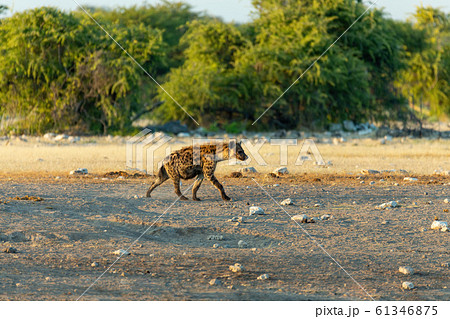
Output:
[203,162,230,201]
[172,175,188,201]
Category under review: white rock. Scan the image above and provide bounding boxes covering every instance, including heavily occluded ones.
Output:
[431,220,448,230]
[272,184,280,187]
[91,262,99,267]
[238,240,248,248]
[208,235,224,241]
[291,214,308,222]
[54,134,68,141]
[280,198,293,206]
[43,133,56,140]
[343,120,356,131]
[444,198,449,204]
[177,132,190,137]
[378,201,398,209]
[441,226,448,232]
[209,278,221,286]
[213,243,221,248]
[228,216,245,223]
[404,177,418,181]
[240,167,257,173]
[229,263,245,273]
[314,203,321,207]
[112,249,130,256]
[69,168,88,175]
[402,281,414,290]
[369,181,375,185]
[433,169,450,176]
[273,167,289,175]
[321,214,332,220]
[249,206,264,216]
[399,266,414,275]
[361,169,380,175]
[257,274,269,280]
[68,136,80,143]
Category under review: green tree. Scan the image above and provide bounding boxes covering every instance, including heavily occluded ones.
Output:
[395,7,449,119]
[0,7,164,134]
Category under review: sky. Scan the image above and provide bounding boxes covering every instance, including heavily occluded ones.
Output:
[2,0,449,22]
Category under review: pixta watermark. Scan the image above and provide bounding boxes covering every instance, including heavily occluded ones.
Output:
[126,129,326,174]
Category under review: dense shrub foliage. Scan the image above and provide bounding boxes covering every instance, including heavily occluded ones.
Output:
[0,1,448,134]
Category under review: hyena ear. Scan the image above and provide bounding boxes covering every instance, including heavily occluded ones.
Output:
[229,140,236,149]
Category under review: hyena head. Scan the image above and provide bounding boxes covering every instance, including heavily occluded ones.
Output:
[224,140,248,161]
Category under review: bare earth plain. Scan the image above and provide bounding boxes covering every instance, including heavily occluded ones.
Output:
[0,137,448,300]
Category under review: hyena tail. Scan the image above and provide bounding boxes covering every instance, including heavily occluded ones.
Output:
[146,164,169,197]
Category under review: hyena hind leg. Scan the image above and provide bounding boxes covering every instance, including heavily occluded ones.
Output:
[146,165,169,197]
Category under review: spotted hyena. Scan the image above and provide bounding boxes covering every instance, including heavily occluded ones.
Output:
[146,140,248,201]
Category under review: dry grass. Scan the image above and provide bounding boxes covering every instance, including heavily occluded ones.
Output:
[0,136,448,176]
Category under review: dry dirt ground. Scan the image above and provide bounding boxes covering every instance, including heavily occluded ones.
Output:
[0,172,448,301]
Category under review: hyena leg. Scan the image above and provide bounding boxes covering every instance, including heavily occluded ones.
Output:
[172,176,188,201]
[204,164,230,201]
[192,174,204,201]
[146,166,169,197]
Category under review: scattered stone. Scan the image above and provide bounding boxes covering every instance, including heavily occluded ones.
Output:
[273,167,289,175]
[11,195,43,201]
[402,282,414,290]
[378,201,398,209]
[240,167,257,173]
[361,169,380,175]
[441,262,449,268]
[314,203,321,207]
[229,263,245,273]
[4,247,18,253]
[394,183,399,186]
[43,133,56,140]
[441,226,449,232]
[320,214,332,220]
[343,120,356,131]
[228,216,245,223]
[291,214,308,223]
[238,240,248,248]
[360,181,365,184]
[54,134,69,141]
[208,235,224,241]
[403,177,418,181]
[444,198,449,204]
[369,181,376,185]
[213,243,221,248]
[68,136,80,143]
[311,217,320,222]
[249,206,264,216]
[69,168,88,175]
[112,249,130,256]
[272,184,280,187]
[91,262,99,267]
[257,274,270,280]
[280,198,293,206]
[209,278,222,286]
[431,220,448,230]
[433,169,450,176]
[399,266,414,275]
